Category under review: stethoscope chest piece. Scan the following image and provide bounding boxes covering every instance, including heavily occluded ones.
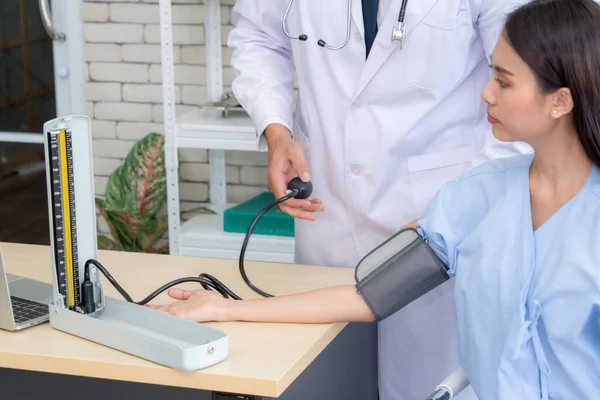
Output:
[391,22,406,47]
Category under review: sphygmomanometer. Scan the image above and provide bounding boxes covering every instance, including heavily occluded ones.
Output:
[81,177,450,321]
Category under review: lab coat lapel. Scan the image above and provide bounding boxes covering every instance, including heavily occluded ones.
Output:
[353,0,439,99]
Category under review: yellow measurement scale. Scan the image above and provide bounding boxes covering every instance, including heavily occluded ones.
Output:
[48,129,80,309]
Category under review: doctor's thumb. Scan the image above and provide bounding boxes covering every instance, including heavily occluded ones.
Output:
[289,150,310,182]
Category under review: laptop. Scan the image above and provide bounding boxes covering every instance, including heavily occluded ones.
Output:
[0,244,53,331]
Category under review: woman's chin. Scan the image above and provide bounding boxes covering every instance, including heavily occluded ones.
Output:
[492,125,513,142]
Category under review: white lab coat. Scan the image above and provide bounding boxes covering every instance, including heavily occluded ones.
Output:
[228,1,532,399]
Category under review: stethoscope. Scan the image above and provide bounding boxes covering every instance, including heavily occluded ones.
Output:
[282,0,410,49]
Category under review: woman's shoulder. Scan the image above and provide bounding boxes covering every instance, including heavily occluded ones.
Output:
[453,153,534,186]
[416,155,533,270]
[426,154,532,234]
[437,153,533,205]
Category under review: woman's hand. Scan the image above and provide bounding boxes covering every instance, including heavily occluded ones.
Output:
[146,288,229,322]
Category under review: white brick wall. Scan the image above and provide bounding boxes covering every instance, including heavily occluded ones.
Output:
[83,0,269,237]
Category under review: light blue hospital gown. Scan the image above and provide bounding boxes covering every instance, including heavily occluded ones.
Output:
[416,153,600,400]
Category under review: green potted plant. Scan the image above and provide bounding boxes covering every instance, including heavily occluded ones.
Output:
[96,132,213,254]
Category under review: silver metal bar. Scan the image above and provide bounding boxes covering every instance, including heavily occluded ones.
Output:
[38,0,66,41]
[159,0,181,255]
[0,132,44,144]
[205,0,227,207]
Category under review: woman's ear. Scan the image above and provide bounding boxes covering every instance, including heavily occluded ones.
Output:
[551,87,574,118]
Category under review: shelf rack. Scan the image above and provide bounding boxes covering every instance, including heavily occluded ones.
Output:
[158,0,294,263]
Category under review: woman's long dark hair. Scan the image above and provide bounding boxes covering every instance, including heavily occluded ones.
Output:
[504,0,600,166]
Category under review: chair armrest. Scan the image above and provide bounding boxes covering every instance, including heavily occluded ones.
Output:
[425,366,469,400]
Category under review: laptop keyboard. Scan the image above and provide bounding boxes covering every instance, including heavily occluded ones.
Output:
[10,296,48,324]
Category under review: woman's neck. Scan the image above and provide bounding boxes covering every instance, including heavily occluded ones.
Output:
[529,126,592,196]
[527,125,591,231]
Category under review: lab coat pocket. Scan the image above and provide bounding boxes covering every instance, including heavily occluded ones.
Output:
[405,11,473,90]
[407,146,473,211]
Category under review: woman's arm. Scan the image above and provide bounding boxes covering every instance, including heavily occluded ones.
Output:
[149,220,421,324]
[403,218,419,229]
[225,285,375,323]
[148,285,375,324]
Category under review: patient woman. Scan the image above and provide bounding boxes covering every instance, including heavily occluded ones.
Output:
[149,0,600,398]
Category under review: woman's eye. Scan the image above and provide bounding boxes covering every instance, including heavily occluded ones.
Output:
[495,78,508,88]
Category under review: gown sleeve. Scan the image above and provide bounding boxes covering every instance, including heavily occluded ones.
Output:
[415,156,511,276]
[416,181,464,277]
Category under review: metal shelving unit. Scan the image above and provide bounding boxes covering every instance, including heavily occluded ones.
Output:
[158,0,295,263]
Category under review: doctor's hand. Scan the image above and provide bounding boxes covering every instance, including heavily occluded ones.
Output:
[146,288,228,322]
[265,124,323,221]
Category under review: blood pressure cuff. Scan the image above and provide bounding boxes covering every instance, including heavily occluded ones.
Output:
[354,228,450,321]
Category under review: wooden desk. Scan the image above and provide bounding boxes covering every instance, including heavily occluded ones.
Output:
[0,242,378,400]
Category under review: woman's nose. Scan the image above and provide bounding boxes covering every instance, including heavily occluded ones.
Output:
[480,78,496,105]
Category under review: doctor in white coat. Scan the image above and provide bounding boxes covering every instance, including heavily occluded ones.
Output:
[228,0,531,399]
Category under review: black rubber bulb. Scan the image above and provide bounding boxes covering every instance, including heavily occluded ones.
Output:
[287,177,313,199]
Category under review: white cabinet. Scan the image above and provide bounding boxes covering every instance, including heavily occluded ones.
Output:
[158,0,294,263]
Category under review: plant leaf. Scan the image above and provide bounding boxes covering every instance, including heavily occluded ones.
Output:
[154,241,170,254]
[95,198,124,247]
[103,210,143,251]
[133,133,165,214]
[137,215,169,250]
[102,210,169,252]
[95,132,193,255]
[105,132,166,215]
[97,235,123,251]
